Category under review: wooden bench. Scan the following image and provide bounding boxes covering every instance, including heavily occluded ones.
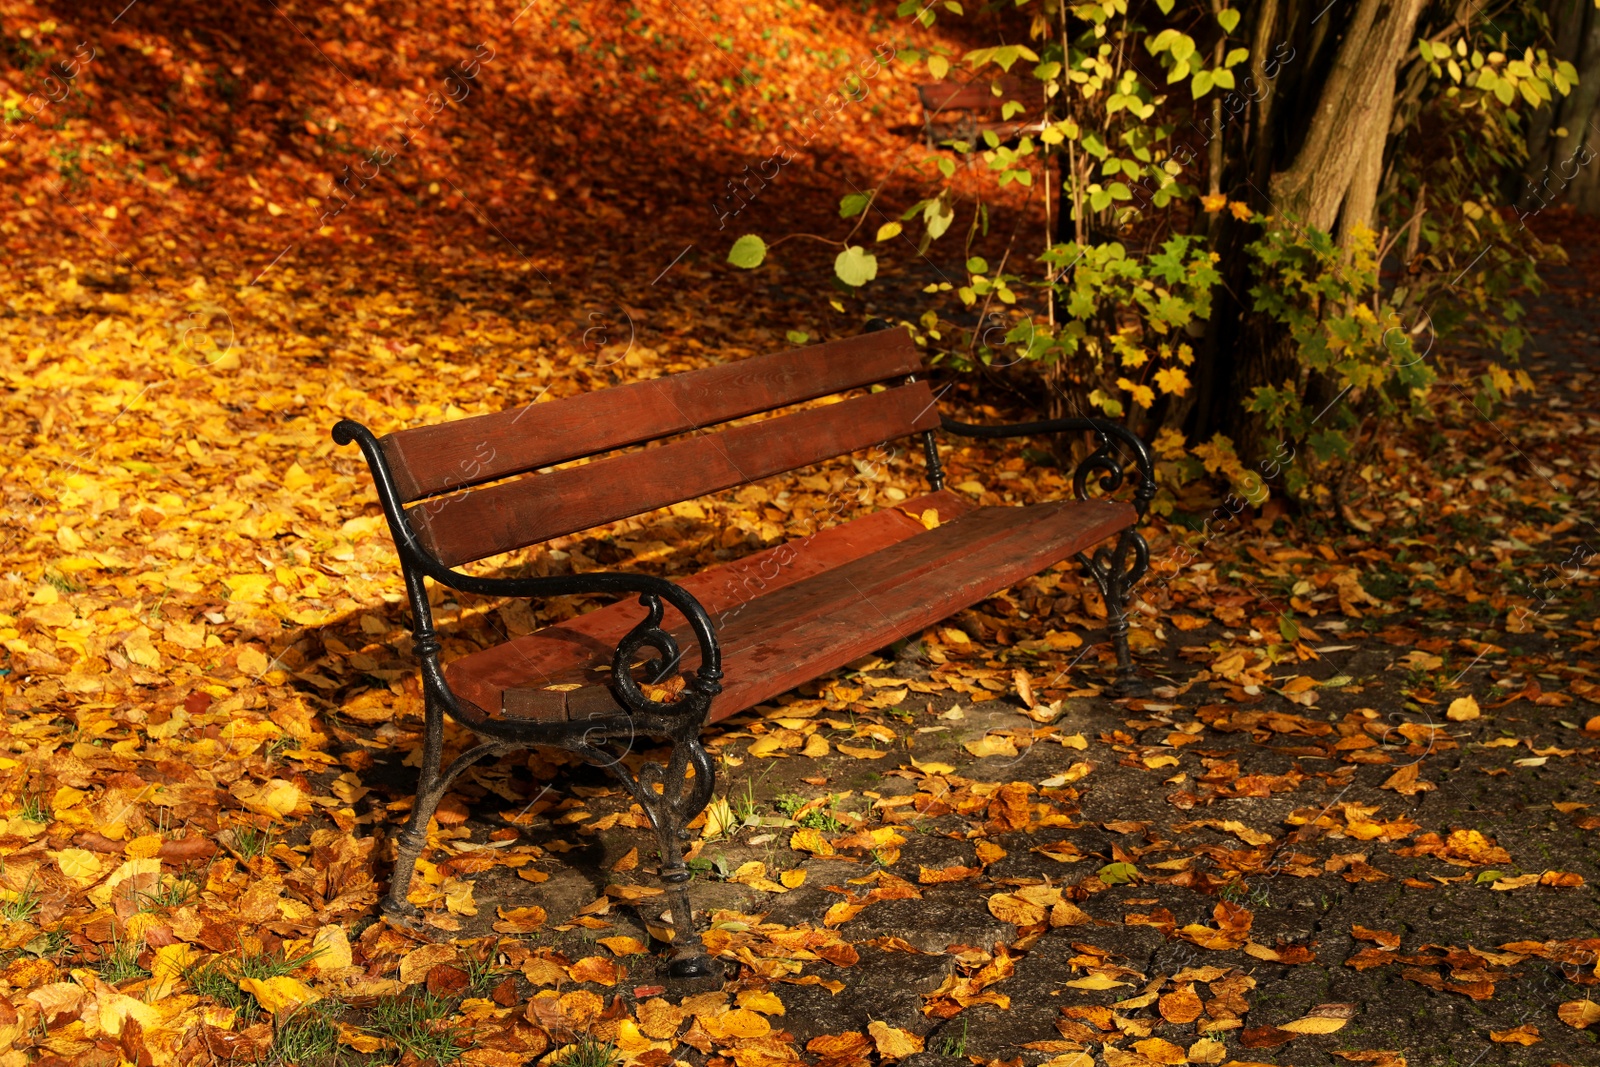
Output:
[332,324,1153,978]
[916,77,1044,148]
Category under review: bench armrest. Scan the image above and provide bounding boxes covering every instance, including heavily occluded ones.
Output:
[939,416,1156,519]
[333,419,723,721]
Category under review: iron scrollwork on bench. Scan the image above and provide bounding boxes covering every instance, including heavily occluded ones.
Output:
[333,420,724,978]
[940,415,1155,696]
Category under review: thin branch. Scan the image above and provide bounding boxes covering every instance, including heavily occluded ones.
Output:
[767,233,844,249]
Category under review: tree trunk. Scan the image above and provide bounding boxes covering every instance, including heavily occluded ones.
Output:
[1269,0,1427,235]
[1193,0,1427,462]
[1523,0,1600,214]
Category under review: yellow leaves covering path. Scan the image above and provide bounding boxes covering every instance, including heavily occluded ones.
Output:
[2,5,1600,1062]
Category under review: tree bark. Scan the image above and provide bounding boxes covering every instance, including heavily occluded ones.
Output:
[1269,0,1428,235]
[1194,0,1428,462]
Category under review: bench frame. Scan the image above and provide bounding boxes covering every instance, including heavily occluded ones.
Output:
[916,78,1045,149]
[333,343,1153,979]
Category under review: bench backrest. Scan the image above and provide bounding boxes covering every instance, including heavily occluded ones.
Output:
[917,78,1034,113]
[381,329,937,567]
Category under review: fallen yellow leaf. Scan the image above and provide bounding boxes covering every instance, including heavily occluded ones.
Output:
[238,975,321,1014]
[867,1020,923,1059]
[790,828,835,855]
[311,925,353,971]
[1277,1002,1356,1034]
[737,989,785,1015]
[964,734,1018,758]
[1558,1000,1600,1029]
[51,848,103,885]
[1489,1024,1541,1045]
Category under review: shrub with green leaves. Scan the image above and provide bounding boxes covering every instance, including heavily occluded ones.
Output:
[728,0,1573,510]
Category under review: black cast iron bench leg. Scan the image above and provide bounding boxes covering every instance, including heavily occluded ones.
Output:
[579,714,720,980]
[1079,525,1152,698]
[382,693,517,925]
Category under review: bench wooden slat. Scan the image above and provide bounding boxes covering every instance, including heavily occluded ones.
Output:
[711,498,1130,712]
[453,488,980,717]
[380,329,924,502]
[916,79,1032,112]
[411,382,943,566]
[444,494,1135,721]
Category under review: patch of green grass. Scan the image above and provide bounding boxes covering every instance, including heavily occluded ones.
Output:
[261,736,293,770]
[185,945,326,1025]
[22,929,75,962]
[188,959,255,1022]
[938,1019,967,1058]
[462,946,500,999]
[686,853,733,880]
[557,1034,619,1067]
[233,825,273,861]
[269,1002,345,1066]
[43,571,82,595]
[729,778,760,826]
[241,944,326,981]
[96,935,150,986]
[776,794,844,833]
[19,793,48,824]
[366,993,467,1065]
[1362,565,1410,601]
[0,878,39,922]
[139,874,198,911]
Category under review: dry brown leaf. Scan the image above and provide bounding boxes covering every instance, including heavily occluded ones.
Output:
[491,905,547,934]
[1351,925,1401,949]
[1379,762,1435,796]
[1277,1002,1356,1034]
[808,1032,874,1058]
[1488,1024,1541,1044]
[567,956,621,986]
[700,1007,771,1040]
[1130,1037,1186,1064]
[1558,1000,1600,1029]
[1157,986,1203,1024]
[866,1020,923,1059]
[1239,1025,1297,1048]
[988,892,1048,926]
[1049,901,1092,927]
[1330,1052,1407,1066]
[964,734,1019,758]
[636,998,685,1040]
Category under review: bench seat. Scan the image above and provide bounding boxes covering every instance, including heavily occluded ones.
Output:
[445,489,1135,725]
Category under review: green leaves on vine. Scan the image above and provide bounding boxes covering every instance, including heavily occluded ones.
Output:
[833,246,878,287]
[1418,38,1574,108]
[839,192,873,218]
[727,234,767,269]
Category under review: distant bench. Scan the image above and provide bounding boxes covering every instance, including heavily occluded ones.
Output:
[916,77,1044,148]
[333,324,1152,979]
